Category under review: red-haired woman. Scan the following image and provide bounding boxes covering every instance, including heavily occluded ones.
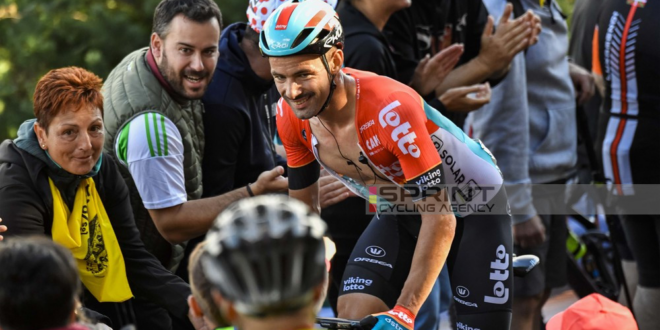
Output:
[0,67,192,330]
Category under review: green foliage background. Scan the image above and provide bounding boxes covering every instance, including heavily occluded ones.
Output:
[0,0,575,141]
[0,0,246,141]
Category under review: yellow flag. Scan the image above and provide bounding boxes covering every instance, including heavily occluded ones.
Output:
[50,177,133,302]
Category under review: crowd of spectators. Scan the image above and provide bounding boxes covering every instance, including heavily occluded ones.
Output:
[0,0,657,329]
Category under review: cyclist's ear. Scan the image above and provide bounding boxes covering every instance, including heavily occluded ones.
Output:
[188,295,204,317]
[329,47,344,75]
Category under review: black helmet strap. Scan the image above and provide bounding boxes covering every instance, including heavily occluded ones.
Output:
[315,51,336,117]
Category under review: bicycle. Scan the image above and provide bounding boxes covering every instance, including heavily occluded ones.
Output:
[316,254,540,329]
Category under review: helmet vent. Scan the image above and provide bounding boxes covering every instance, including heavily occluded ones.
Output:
[291,28,315,49]
[260,32,270,50]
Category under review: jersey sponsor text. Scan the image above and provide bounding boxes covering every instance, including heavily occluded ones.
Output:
[484,244,509,304]
[378,101,421,158]
[343,276,372,291]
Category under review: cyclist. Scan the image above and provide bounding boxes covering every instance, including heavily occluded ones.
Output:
[201,195,329,330]
[260,1,513,329]
[593,0,660,327]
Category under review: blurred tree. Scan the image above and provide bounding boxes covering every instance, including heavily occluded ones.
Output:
[0,0,246,141]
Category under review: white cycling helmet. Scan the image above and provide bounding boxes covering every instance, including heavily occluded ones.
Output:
[202,195,327,317]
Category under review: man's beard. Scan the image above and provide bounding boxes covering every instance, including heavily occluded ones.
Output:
[158,51,210,100]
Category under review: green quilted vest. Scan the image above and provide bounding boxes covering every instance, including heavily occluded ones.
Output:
[102,47,205,270]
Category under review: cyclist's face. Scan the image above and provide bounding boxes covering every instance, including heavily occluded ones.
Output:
[151,14,221,100]
[270,54,332,120]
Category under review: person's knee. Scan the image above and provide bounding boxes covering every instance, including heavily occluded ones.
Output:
[337,293,388,319]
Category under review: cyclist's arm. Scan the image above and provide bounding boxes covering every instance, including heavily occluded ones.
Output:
[276,98,321,212]
[398,191,456,314]
[376,91,456,314]
[290,182,320,214]
[288,161,321,214]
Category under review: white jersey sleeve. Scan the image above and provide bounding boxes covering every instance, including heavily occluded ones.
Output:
[115,112,187,209]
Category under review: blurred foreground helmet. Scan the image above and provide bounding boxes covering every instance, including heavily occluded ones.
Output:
[202,195,327,317]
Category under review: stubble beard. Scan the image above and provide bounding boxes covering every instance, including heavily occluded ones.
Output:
[158,51,208,100]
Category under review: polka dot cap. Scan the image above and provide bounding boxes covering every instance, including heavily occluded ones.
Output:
[246,0,337,33]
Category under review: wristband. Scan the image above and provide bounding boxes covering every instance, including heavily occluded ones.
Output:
[373,305,415,330]
[246,184,255,197]
[387,305,415,328]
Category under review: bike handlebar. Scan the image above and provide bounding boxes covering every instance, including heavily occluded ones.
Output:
[316,316,378,330]
[317,255,539,329]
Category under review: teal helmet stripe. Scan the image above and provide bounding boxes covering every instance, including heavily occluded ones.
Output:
[260,0,341,57]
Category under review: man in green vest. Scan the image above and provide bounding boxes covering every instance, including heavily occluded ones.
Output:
[102,0,288,274]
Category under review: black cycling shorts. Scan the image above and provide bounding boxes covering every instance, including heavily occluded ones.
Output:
[339,188,513,329]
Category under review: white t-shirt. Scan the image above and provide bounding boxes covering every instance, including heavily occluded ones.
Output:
[115,112,187,209]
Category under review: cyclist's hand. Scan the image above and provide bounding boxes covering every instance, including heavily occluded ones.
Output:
[477,4,533,73]
[514,214,546,249]
[410,44,464,96]
[319,169,355,208]
[0,218,6,241]
[439,83,491,113]
[251,166,288,195]
[371,305,415,330]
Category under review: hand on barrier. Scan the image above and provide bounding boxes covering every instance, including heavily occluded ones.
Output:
[370,305,415,330]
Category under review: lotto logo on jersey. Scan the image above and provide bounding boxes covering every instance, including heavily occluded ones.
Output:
[378,101,420,158]
[377,161,403,178]
[387,310,413,325]
[484,244,510,305]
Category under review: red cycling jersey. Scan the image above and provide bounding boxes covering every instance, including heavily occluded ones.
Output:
[278,69,440,181]
[277,68,502,215]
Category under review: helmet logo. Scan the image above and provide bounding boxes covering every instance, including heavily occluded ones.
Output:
[365,245,386,258]
[275,4,297,30]
[324,23,342,48]
[270,41,290,49]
